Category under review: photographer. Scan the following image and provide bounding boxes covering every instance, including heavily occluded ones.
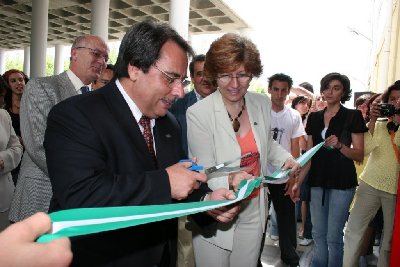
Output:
[343,80,400,267]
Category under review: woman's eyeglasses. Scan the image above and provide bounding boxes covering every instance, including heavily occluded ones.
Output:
[217,73,252,85]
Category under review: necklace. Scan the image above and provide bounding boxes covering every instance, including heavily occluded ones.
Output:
[227,98,246,132]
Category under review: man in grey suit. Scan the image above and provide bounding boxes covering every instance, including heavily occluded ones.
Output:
[9,35,109,222]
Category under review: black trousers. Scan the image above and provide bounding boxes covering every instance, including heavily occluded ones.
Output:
[269,183,299,265]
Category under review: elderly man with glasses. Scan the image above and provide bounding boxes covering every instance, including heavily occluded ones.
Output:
[9,35,109,224]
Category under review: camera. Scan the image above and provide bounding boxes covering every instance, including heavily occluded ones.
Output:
[379,103,400,117]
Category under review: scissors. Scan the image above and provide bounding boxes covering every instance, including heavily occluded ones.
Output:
[180,152,251,174]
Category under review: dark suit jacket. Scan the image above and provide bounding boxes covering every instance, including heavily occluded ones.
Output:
[169,90,197,157]
[44,81,208,267]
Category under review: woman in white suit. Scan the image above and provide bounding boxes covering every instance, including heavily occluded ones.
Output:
[187,33,300,267]
[0,78,23,230]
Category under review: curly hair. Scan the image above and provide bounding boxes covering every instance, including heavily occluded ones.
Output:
[320,72,352,103]
[204,33,262,86]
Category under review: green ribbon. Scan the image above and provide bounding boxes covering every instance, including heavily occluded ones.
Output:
[37,142,325,243]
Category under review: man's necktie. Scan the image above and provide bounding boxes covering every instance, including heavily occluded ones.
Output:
[80,86,90,94]
[139,115,157,163]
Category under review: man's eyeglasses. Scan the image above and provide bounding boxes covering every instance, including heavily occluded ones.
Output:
[217,73,252,85]
[76,47,109,63]
[153,65,190,88]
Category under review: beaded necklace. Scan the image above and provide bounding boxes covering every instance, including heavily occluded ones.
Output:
[227,98,246,132]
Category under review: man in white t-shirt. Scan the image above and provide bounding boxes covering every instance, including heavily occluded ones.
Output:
[267,73,305,267]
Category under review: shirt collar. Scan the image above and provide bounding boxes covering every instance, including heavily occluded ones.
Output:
[115,79,155,128]
[66,69,92,93]
[194,89,203,101]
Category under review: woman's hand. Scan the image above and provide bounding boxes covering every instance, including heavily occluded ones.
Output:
[229,171,253,192]
[324,135,342,149]
[369,101,381,122]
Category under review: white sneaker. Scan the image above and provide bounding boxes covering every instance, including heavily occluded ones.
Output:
[270,234,279,241]
[299,238,313,246]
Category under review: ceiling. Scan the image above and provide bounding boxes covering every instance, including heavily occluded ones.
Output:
[0,0,248,50]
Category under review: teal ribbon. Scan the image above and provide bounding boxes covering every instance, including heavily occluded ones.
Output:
[37,142,325,243]
[263,141,325,181]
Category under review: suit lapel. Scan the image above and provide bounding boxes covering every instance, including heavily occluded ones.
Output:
[57,71,78,99]
[246,94,263,157]
[154,114,182,168]
[186,90,197,107]
[101,83,156,168]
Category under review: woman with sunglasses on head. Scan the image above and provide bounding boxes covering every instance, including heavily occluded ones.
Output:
[186,33,300,267]
[297,72,368,267]
[343,81,400,267]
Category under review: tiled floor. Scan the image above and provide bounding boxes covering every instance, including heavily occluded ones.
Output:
[260,223,380,267]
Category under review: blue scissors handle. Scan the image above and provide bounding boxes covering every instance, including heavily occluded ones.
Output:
[179,159,204,171]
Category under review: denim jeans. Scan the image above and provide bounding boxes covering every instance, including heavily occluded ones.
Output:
[295,200,313,239]
[310,187,355,267]
[270,203,278,236]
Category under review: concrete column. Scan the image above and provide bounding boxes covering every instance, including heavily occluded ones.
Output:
[23,46,30,76]
[54,44,64,75]
[169,0,190,40]
[31,0,49,78]
[0,49,5,75]
[91,0,110,42]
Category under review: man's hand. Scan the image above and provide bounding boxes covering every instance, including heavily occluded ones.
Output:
[166,161,207,200]
[206,188,240,223]
[281,157,301,177]
[284,177,300,202]
[0,212,73,267]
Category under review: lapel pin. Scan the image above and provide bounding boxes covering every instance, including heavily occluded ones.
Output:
[165,134,172,138]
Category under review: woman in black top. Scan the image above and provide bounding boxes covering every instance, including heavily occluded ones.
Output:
[298,73,367,267]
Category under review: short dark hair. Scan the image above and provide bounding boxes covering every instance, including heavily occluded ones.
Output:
[299,82,314,93]
[320,72,352,103]
[189,54,205,77]
[114,20,194,78]
[268,73,293,89]
[355,93,371,108]
[382,80,400,103]
[106,63,114,71]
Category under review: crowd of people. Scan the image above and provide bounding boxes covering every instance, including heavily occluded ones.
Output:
[0,20,399,267]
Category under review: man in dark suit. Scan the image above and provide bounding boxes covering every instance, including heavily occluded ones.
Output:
[44,21,239,267]
[170,54,216,156]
